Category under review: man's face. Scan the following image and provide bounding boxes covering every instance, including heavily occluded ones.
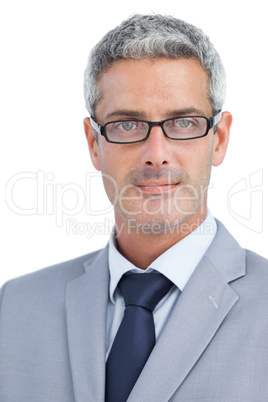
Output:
[85,58,230,234]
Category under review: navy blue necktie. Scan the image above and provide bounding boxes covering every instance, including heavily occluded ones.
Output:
[105,272,173,402]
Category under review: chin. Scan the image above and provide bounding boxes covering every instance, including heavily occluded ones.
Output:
[124,211,194,236]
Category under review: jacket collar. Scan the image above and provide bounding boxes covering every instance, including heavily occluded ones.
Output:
[66,244,109,402]
[128,220,245,401]
[66,221,245,402]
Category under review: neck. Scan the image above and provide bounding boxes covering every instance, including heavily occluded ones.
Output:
[114,207,208,269]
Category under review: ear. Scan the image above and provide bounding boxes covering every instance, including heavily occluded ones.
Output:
[212,111,232,167]
[83,117,101,171]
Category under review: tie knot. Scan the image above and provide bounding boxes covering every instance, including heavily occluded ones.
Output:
[119,273,173,312]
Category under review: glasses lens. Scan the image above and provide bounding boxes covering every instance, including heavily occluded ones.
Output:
[164,117,207,139]
[105,121,149,143]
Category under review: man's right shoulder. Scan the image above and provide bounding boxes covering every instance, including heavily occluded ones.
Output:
[0,247,105,304]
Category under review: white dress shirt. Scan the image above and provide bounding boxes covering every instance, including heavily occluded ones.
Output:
[106,211,217,358]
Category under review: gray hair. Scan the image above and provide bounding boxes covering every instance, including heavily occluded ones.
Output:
[84,14,226,116]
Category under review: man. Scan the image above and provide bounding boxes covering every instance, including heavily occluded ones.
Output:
[0,14,267,402]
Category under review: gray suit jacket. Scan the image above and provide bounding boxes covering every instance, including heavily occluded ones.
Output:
[1,221,268,401]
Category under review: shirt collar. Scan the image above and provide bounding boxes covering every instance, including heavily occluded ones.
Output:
[108,210,217,303]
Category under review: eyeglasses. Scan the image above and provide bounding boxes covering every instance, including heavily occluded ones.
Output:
[90,112,222,144]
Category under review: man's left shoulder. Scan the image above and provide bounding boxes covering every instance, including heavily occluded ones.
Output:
[245,248,268,265]
[212,220,268,291]
[244,248,268,278]
[231,248,268,302]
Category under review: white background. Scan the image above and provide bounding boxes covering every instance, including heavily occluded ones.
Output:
[1,0,267,286]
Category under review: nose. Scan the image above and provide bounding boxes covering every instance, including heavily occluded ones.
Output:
[140,125,171,168]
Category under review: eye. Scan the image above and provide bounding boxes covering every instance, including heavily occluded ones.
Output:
[118,122,137,131]
[175,119,194,128]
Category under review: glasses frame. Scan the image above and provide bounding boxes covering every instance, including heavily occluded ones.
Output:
[90,111,222,144]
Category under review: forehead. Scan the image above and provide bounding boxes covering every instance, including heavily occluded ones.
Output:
[95,58,211,120]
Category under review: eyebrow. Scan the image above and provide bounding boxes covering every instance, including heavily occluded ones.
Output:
[105,108,208,121]
[105,110,146,120]
[164,108,208,118]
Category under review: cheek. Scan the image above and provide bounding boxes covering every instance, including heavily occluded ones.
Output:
[181,141,214,183]
[99,143,135,177]
[97,146,128,203]
[97,141,114,173]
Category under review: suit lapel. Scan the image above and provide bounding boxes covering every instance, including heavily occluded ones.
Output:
[66,246,109,402]
[128,221,246,401]
[65,221,246,402]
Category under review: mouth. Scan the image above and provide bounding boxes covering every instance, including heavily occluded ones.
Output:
[136,180,180,195]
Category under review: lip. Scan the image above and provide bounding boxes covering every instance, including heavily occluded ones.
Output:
[136,180,180,194]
